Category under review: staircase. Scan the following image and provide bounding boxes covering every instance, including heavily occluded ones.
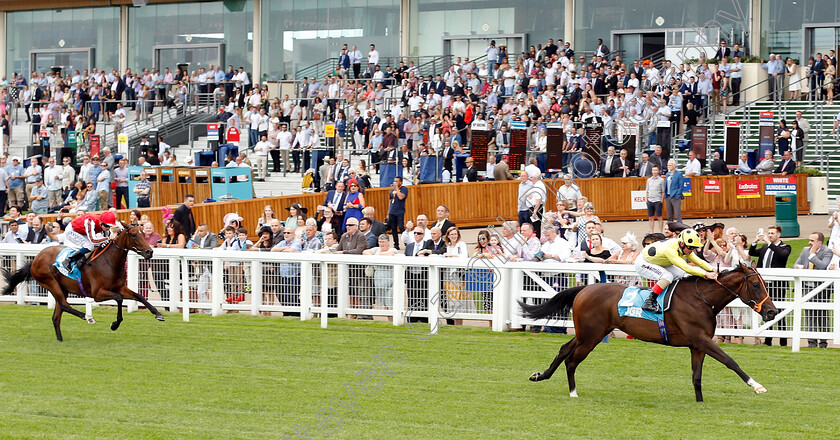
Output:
[702,100,840,196]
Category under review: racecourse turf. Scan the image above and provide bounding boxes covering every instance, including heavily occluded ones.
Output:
[1,304,838,439]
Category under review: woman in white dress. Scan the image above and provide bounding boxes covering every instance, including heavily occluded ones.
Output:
[443,227,473,321]
[787,58,801,101]
[828,200,840,270]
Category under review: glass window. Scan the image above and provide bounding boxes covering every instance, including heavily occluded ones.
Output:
[411,0,563,58]
[6,7,119,75]
[575,0,749,59]
[762,0,840,61]
[127,1,253,75]
[260,0,401,81]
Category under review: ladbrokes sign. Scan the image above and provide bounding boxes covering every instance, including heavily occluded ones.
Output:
[736,179,760,199]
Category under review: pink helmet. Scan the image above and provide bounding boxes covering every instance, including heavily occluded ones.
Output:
[99,211,117,226]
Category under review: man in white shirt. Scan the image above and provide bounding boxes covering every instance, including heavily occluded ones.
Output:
[540,226,572,262]
[275,124,293,172]
[43,157,63,208]
[367,44,379,75]
[683,150,702,176]
[247,106,261,147]
[253,134,270,180]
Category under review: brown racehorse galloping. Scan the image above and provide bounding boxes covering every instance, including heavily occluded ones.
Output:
[1,223,164,341]
[519,262,778,402]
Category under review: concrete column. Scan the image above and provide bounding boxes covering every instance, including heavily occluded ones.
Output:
[119,5,128,73]
[0,12,6,79]
[252,0,262,82]
[400,0,410,57]
[750,0,762,57]
[565,0,574,48]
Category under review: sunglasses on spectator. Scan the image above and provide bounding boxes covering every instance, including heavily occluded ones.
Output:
[414,232,424,235]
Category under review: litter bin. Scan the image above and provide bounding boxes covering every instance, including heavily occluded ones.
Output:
[774,192,799,238]
[194,151,215,167]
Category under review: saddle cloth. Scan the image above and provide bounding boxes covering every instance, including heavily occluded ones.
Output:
[617,283,676,322]
[53,248,83,282]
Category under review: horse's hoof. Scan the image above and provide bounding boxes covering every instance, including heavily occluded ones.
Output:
[570,389,579,398]
[85,315,96,324]
[529,372,541,381]
[110,322,119,331]
[155,315,165,322]
[754,386,767,394]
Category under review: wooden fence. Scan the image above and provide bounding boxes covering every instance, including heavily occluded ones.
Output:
[39,174,810,236]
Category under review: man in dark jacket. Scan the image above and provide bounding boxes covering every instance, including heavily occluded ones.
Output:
[172,194,196,237]
[748,224,792,346]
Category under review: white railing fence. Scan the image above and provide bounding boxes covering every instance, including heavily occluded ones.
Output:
[0,244,837,352]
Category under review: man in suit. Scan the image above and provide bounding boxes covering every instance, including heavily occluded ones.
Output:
[599,146,621,177]
[793,232,833,348]
[637,152,654,177]
[495,125,511,156]
[192,223,219,303]
[680,76,701,109]
[775,150,796,175]
[363,206,387,237]
[352,111,367,151]
[419,226,446,256]
[359,218,377,249]
[594,39,609,58]
[664,159,684,223]
[319,180,347,224]
[441,141,455,173]
[464,157,479,182]
[617,148,634,177]
[404,226,430,322]
[714,40,731,60]
[430,205,456,235]
[172,194,196,237]
[336,218,367,254]
[629,60,643,79]
[709,151,729,175]
[749,224,792,346]
[494,155,515,181]
[650,145,665,169]
[318,155,332,191]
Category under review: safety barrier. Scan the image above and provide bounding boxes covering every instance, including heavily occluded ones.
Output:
[0,244,835,352]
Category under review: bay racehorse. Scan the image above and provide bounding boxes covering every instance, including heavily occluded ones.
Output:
[1,223,164,341]
[519,262,778,402]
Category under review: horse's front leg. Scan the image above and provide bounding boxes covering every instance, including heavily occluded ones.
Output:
[694,338,767,395]
[93,289,123,331]
[690,348,706,402]
[119,285,165,321]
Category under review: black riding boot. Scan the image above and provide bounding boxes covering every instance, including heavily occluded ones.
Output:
[642,291,662,313]
[63,251,86,271]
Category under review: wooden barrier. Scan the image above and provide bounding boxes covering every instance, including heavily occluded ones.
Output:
[38,174,811,237]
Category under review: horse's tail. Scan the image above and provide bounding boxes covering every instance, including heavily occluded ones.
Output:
[518,285,587,320]
[1,262,33,296]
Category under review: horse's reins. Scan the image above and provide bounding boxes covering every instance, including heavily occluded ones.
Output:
[702,270,770,313]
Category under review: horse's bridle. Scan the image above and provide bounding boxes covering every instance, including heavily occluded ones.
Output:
[712,270,771,313]
[110,228,147,256]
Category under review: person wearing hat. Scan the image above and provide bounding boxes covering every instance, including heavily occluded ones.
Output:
[62,211,120,270]
[635,228,717,313]
[494,154,515,181]
[463,157,479,182]
[29,177,49,214]
[285,203,307,229]
[217,212,244,240]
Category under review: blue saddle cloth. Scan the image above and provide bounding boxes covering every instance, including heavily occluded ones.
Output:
[53,248,82,282]
[618,285,668,322]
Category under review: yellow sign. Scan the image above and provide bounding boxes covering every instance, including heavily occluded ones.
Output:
[325,124,335,137]
[118,135,128,151]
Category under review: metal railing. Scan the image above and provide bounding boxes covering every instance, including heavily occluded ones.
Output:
[0,243,836,352]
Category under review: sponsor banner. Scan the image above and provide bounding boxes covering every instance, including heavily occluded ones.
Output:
[736,179,761,198]
[703,179,722,193]
[759,111,774,126]
[207,123,219,141]
[682,178,692,196]
[764,175,797,195]
[631,191,647,210]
